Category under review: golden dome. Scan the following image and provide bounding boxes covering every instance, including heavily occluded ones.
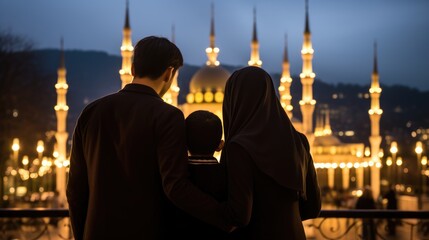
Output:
[189,65,230,94]
[313,135,342,147]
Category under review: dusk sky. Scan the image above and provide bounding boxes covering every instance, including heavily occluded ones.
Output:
[1,0,428,90]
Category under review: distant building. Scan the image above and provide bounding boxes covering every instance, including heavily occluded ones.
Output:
[117,1,383,198]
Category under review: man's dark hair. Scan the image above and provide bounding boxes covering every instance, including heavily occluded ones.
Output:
[186,110,222,155]
[133,36,183,79]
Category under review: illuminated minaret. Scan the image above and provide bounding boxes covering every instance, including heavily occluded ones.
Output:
[299,0,316,140]
[248,7,262,67]
[206,3,220,66]
[119,0,133,89]
[163,24,180,107]
[323,108,332,136]
[54,38,69,202]
[279,34,293,119]
[314,111,323,137]
[369,42,383,198]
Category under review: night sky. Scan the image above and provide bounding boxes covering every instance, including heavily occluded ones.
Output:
[1,0,428,90]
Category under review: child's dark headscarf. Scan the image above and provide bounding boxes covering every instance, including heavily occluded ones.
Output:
[222,66,307,194]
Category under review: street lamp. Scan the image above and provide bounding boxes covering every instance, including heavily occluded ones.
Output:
[396,156,403,187]
[11,138,20,164]
[422,156,428,196]
[386,156,393,185]
[390,141,398,185]
[36,140,44,161]
[415,141,423,206]
[22,156,29,169]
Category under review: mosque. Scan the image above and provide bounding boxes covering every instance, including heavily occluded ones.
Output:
[20,1,382,202]
[117,1,384,198]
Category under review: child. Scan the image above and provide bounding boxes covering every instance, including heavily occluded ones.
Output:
[176,110,228,239]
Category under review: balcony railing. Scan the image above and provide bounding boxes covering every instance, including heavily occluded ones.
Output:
[1,209,429,240]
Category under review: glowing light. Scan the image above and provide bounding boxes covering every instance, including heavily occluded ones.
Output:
[195,92,204,103]
[364,147,371,157]
[12,138,20,152]
[376,162,382,168]
[54,104,69,111]
[22,156,29,166]
[378,149,384,158]
[301,48,314,54]
[332,163,338,169]
[36,140,44,153]
[347,162,353,168]
[386,157,392,166]
[356,150,363,158]
[354,163,360,168]
[55,83,69,89]
[368,108,383,115]
[214,91,224,103]
[369,87,382,94]
[396,157,403,166]
[415,141,423,155]
[356,189,363,197]
[362,162,369,168]
[204,92,214,102]
[345,131,355,136]
[120,46,134,51]
[186,93,194,103]
[390,141,398,154]
[339,163,346,169]
[421,156,427,166]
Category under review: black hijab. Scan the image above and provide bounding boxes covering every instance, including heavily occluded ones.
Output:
[222,66,306,193]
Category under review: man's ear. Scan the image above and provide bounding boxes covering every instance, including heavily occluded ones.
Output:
[162,67,174,83]
[216,140,225,152]
[131,64,135,76]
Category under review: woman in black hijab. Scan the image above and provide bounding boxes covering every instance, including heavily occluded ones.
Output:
[222,66,321,239]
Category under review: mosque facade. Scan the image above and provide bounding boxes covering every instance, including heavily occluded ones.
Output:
[119,2,383,197]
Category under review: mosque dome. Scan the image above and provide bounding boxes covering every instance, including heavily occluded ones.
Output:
[187,65,230,104]
[190,65,230,93]
[313,135,342,147]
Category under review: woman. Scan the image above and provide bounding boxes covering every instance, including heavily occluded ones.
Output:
[222,66,321,239]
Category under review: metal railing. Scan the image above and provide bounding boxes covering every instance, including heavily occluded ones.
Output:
[1,209,429,240]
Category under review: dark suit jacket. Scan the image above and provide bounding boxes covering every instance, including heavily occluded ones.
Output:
[66,84,228,240]
[175,156,229,239]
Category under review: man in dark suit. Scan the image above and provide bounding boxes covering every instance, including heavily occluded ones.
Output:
[66,36,229,240]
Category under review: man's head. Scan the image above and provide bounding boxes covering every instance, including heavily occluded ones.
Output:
[186,110,223,156]
[132,36,183,96]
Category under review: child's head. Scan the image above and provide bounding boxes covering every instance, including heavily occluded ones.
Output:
[185,110,223,156]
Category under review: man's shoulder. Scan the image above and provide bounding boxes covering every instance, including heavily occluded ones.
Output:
[156,102,184,119]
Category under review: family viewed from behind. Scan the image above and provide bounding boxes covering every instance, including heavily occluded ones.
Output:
[66,36,322,240]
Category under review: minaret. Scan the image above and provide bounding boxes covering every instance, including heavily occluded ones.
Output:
[314,111,323,137]
[299,0,316,141]
[248,7,262,67]
[54,38,69,203]
[369,42,383,198]
[323,108,332,136]
[119,0,133,89]
[206,3,220,66]
[279,34,293,119]
[163,24,180,107]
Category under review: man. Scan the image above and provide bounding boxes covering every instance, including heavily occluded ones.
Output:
[67,36,229,240]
